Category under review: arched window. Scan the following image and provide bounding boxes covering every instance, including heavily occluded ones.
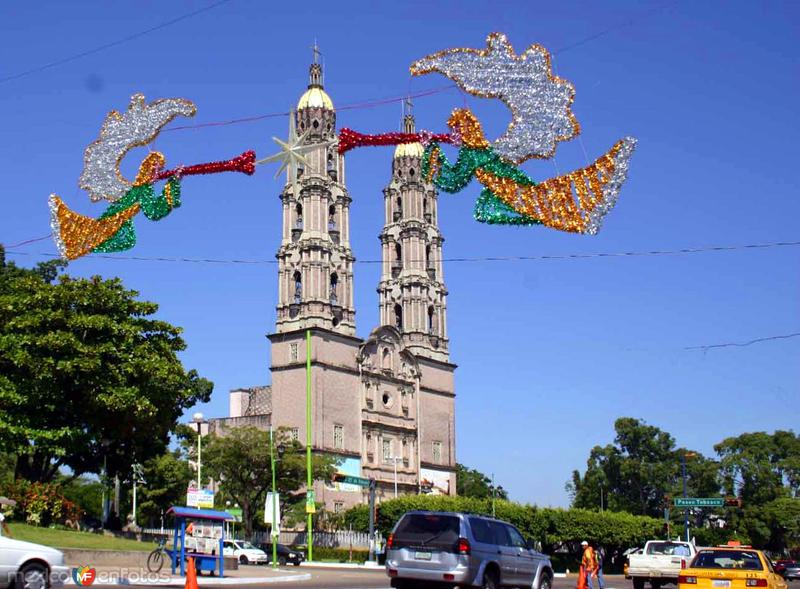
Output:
[330,273,338,305]
[382,348,391,370]
[295,203,303,229]
[394,304,403,330]
[395,243,402,264]
[293,271,302,303]
[425,245,431,267]
[396,196,403,217]
[328,204,337,230]
[428,306,436,334]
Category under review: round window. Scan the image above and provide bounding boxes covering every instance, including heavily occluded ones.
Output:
[382,392,393,408]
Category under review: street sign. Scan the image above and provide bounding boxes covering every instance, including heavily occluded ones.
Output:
[334,474,371,487]
[674,497,724,507]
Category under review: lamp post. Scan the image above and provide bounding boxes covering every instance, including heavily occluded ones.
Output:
[390,456,403,498]
[269,428,286,569]
[192,412,207,489]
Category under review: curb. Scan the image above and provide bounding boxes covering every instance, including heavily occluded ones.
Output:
[65,573,312,586]
[298,561,383,570]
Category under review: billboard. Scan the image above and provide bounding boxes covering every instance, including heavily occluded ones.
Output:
[420,468,451,495]
[326,457,362,492]
[186,486,214,509]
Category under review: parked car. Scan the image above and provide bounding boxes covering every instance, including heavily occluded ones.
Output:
[222,539,268,565]
[256,543,305,566]
[0,533,70,589]
[678,545,787,589]
[774,560,800,581]
[628,540,698,589]
[385,510,554,589]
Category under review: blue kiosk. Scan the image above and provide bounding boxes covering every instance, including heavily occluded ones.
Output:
[166,506,235,577]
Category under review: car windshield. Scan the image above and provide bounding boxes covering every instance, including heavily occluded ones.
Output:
[237,541,257,550]
[647,542,690,555]
[692,550,763,570]
[393,513,460,551]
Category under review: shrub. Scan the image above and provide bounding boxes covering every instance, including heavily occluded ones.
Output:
[0,479,83,527]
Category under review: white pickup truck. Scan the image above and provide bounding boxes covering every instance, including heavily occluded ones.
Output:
[628,540,697,589]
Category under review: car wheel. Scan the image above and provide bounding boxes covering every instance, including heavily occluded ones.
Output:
[18,562,49,589]
[652,581,662,589]
[278,556,287,566]
[293,560,301,566]
[539,572,553,589]
[482,569,499,589]
[239,555,249,565]
[633,578,645,589]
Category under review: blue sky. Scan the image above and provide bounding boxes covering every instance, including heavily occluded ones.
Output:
[2,1,798,507]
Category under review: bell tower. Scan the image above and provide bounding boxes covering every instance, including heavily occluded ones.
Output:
[378,99,449,361]
[274,46,355,335]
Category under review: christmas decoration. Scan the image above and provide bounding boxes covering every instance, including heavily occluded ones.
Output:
[49,94,256,260]
[340,33,637,235]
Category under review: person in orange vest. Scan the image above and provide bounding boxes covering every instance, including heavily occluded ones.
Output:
[580,541,597,589]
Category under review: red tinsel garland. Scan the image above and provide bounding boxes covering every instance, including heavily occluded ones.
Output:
[338,129,453,154]
[154,150,256,181]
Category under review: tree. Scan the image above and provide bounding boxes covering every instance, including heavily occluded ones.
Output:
[135,449,193,527]
[202,426,338,538]
[0,247,213,482]
[568,417,719,518]
[456,463,508,500]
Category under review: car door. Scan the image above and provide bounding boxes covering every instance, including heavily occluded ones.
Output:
[222,540,235,557]
[0,537,18,589]
[488,521,519,585]
[506,524,536,586]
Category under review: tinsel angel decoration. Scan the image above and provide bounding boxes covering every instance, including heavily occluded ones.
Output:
[339,33,636,235]
[49,94,256,260]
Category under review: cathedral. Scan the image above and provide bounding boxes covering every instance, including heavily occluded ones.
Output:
[209,53,457,511]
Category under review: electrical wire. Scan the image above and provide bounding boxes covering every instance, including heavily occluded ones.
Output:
[0,0,236,84]
[685,333,800,352]
[5,240,799,266]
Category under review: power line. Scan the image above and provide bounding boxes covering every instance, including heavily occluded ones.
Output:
[685,332,800,352]
[5,240,799,266]
[0,0,235,84]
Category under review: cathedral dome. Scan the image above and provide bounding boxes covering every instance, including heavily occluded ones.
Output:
[394,142,424,158]
[297,87,334,111]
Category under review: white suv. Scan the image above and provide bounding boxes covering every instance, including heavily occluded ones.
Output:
[222,540,268,565]
[0,533,70,589]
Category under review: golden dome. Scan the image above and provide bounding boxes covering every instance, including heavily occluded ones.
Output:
[297,87,334,110]
[394,142,424,158]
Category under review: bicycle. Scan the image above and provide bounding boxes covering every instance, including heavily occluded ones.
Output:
[147,537,169,573]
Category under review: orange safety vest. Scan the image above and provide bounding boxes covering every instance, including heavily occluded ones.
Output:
[582,547,596,570]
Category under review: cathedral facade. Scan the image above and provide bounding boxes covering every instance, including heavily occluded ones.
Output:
[210,56,456,511]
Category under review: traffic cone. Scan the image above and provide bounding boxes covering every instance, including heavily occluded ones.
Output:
[185,557,199,589]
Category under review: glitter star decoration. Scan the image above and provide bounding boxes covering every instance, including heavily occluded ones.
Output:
[257,111,329,195]
[410,32,580,163]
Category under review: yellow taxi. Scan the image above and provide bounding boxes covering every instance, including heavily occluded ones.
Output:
[678,544,787,589]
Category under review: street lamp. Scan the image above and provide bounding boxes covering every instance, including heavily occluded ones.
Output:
[269,426,286,569]
[192,412,207,489]
[390,456,403,498]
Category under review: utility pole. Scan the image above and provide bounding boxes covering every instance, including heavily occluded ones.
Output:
[368,479,377,564]
[270,427,278,569]
[491,473,496,518]
[306,329,313,563]
[681,452,696,541]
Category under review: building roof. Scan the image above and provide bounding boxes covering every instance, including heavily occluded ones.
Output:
[167,506,235,521]
[297,87,333,110]
[394,142,424,158]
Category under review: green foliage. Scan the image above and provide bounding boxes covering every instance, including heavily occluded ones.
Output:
[0,479,82,526]
[456,463,508,500]
[568,417,719,517]
[59,477,104,520]
[135,449,193,527]
[290,545,369,563]
[0,253,213,483]
[339,494,662,559]
[202,426,338,537]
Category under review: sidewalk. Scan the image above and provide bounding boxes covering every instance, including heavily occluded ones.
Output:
[62,565,311,586]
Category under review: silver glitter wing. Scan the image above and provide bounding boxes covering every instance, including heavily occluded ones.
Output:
[79,94,196,203]
[410,32,580,163]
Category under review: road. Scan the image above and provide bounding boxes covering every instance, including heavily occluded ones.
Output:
[125,567,630,589]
